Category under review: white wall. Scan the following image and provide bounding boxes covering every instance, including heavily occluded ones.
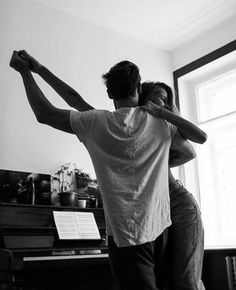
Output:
[171,16,236,71]
[0,0,172,178]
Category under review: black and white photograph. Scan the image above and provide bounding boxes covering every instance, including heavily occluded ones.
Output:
[1,0,236,289]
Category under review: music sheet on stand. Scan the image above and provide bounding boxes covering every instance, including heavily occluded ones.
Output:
[53,211,101,240]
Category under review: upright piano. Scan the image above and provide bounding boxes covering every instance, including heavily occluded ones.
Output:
[0,203,115,290]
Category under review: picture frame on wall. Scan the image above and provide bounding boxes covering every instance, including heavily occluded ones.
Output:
[0,169,51,205]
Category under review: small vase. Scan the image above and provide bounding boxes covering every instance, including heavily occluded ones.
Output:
[90,196,98,208]
[51,191,60,207]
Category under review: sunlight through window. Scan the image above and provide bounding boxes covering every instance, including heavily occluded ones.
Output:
[196,71,236,248]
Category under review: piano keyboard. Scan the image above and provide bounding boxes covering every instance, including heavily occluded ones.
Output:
[23,253,109,261]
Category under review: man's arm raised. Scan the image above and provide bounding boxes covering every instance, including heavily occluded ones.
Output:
[10,51,73,134]
[18,50,94,112]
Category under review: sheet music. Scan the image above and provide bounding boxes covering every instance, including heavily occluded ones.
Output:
[53,211,101,240]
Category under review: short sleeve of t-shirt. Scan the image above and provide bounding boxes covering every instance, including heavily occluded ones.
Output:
[70,110,95,143]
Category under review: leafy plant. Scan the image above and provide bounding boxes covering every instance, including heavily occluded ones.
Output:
[52,163,91,192]
[54,163,73,192]
[74,167,91,188]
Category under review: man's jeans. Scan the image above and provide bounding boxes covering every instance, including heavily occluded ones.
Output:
[108,235,163,290]
[163,180,205,290]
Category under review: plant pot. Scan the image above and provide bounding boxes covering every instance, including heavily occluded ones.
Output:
[77,199,87,208]
[59,191,77,207]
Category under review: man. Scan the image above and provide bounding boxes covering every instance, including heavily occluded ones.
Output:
[10,51,202,290]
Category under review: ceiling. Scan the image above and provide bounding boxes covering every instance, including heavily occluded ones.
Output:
[34,0,236,51]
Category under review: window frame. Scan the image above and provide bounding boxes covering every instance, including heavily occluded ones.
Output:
[173,40,236,109]
[173,40,236,250]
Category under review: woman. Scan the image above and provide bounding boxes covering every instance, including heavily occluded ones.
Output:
[139,82,206,290]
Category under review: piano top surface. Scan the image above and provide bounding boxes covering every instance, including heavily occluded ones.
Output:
[0,202,106,228]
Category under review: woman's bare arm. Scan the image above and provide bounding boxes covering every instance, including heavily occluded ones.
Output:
[142,101,207,144]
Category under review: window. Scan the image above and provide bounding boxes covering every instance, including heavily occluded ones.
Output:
[196,70,236,122]
[174,41,236,249]
[196,70,236,248]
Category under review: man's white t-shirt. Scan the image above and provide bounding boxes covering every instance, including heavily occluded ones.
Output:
[70,107,176,247]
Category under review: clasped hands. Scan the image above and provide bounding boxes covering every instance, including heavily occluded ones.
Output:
[10,50,41,73]
[9,50,164,117]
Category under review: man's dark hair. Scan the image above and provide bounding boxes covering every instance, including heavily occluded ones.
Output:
[102,60,141,100]
[139,81,174,110]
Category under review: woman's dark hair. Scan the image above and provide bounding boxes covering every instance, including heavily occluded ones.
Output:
[102,60,141,100]
[139,82,156,105]
[139,81,174,111]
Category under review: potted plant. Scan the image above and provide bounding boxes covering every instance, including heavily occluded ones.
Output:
[74,168,91,189]
[73,166,91,208]
[53,163,77,207]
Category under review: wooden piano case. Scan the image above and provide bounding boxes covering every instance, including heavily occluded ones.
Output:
[0,203,116,290]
